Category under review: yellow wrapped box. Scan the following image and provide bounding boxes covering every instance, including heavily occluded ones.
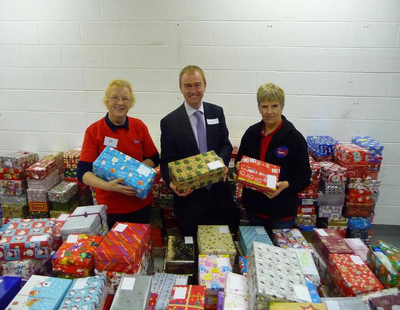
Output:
[168,151,225,194]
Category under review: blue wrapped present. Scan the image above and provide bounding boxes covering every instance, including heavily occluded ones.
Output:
[239,226,273,256]
[307,135,338,156]
[93,146,156,199]
[352,136,384,155]
[347,217,372,230]
[0,276,21,310]
[6,275,72,310]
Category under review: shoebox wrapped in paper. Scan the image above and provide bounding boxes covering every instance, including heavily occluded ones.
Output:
[239,226,273,256]
[168,151,225,194]
[165,236,195,275]
[93,146,156,199]
[0,151,38,170]
[26,159,56,180]
[312,228,354,262]
[167,285,206,310]
[272,228,312,251]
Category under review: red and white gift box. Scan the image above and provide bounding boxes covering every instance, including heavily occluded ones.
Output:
[319,161,347,182]
[334,144,369,166]
[26,159,56,180]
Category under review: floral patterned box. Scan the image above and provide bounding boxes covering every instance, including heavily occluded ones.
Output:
[93,146,156,199]
[168,151,225,194]
[198,255,232,298]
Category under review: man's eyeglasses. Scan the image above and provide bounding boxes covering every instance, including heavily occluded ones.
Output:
[109,96,131,104]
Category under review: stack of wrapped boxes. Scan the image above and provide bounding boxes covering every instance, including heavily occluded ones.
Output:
[0,218,55,281]
[352,136,384,180]
[47,181,78,218]
[334,144,374,245]
[296,156,320,232]
[317,162,347,237]
[0,152,38,222]
[26,158,58,219]
[238,226,273,256]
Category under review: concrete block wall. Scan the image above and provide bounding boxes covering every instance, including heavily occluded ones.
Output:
[0,0,399,224]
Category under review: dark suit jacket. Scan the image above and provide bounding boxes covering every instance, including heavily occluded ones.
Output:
[160,102,233,219]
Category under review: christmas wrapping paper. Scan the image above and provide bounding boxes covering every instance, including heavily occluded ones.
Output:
[110,275,152,310]
[334,144,369,165]
[270,303,326,310]
[0,152,38,170]
[63,149,80,170]
[48,181,78,203]
[93,146,156,199]
[319,180,346,195]
[1,204,28,219]
[318,206,343,219]
[27,188,48,202]
[1,258,42,280]
[346,189,373,203]
[1,179,26,196]
[94,222,150,273]
[239,226,273,256]
[58,275,108,310]
[0,218,54,261]
[247,242,312,310]
[27,171,59,190]
[42,151,64,175]
[359,288,400,309]
[291,249,320,287]
[272,228,313,251]
[0,168,24,180]
[312,229,354,262]
[328,253,383,297]
[27,210,50,219]
[307,136,338,156]
[367,246,400,288]
[52,234,103,277]
[165,236,195,275]
[237,156,280,193]
[318,192,345,206]
[225,272,248,298]
[26,159,56,180]
[344,238,369,263]
[150,273,189,310]
[51,196,77,212]
[28,201,51,212]
[6,275,72,310]
[321,297,367,310]
[369,292,400,310]
[296,214,317,227]
[198,255,232,299]
[197,226,236,266]
[344,202,373,217]
[0,192,27,205]
[167,285,206,310]
[60,205,108,240]
[319,161,347,182]
[377,240,400,272]
[238,257,247,276]
[352,136,384,155]
[94,269,124,295]
[347,217,372,230]
[168,151,225,194]
[297,206,316,215]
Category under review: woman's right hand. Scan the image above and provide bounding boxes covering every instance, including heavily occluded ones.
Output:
[169,182,193,197]
[107,178,136,196]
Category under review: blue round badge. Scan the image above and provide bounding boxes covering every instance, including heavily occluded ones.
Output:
[275,146,288,158]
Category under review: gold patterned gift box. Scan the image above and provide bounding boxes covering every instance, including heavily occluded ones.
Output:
[168,151,225,194]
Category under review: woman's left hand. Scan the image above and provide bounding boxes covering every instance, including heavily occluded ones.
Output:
[263,181,289,199]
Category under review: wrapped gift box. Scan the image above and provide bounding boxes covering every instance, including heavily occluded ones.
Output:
[319,161,347,182]
[360,288,400,308]
[312,228,354,262]
[197,226,236,265]
[28,201,51,212]
[319,180,346,195]
[0,152,38,170]
[239,226,273,256]
[94,222,150,273]
[167,285,206,310]
[346,189,373,203]
[328,254,383,297]
[344,238,369,263]
[60,205,108,240]
[297,206,316,215]
[165,236,195,275]
[27,211,50,219]
[295,214,317,227]
[0,168,25,180]
[93,146,156,199]
[1,204,28,219]
[110,275,152,310]
[1,179,26,196]
[237,156,280,193]
[58,275,108,310]
[63,149,81,170]
[272,228,312,251]
[51,196,77,212]
[0,218,54,261]
[318,205,343,219]
[334,144,369,165]
[291,248,320,287]
[94,269,123,295]
[42,151,64,175]
[321,297,367,310]
[352,136,384,155]
[238,256,247,276]
[26,159,56,180]
[52,234,103,277]
[0,276,21,310]
[27,188,48,202]
[168,151,226,194]
[369,292,400,310]
[270,302,326,310]
[225,272,248,298]
[344,202,374,217]
[27,170,59,190]
[1,258,43,280]
[307,136,338,156]
[198,255,232,301]
[48,181,78,203]
[367,245,400,288]
[347,217,372,230]
[377,240,400,272]
[223,293,248,310]
[6,275,72,310]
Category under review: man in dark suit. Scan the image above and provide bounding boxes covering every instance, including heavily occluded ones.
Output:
[160,65,237,236]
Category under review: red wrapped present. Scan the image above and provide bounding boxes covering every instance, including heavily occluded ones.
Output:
[26,159,56,180]
[237,156,280,193]
[334,144,369,165]
[0,168,25,180]
[319,161,347,182]
[312,228,354,262]
[346,189,373,203]
[168,285,206,310]
[297,206,316,215]
[344,202,374,217]
[328,253,383,296]
[94,222,150,273]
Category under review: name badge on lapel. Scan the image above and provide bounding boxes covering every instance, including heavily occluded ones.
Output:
[104,136,118,148]
[206,118,219,125]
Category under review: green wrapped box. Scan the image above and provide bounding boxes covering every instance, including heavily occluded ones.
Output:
[1,204,28,218]
[168,151,225,194]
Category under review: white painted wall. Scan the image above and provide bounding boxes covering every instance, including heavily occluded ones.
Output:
[0,0,399,225]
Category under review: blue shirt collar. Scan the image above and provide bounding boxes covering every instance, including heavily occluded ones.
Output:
[105,113,130,132]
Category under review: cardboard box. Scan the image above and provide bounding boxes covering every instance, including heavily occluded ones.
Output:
[168,151,225,194]
[237,156,280,193]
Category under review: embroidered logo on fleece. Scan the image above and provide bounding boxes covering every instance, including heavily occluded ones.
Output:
[134,139,140,144]
[275,146,288,158]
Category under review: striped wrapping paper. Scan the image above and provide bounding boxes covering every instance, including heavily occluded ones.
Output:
[94,222,150,273]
